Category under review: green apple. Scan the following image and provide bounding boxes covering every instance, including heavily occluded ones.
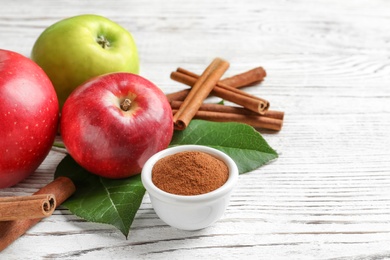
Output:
[31,14,139,109]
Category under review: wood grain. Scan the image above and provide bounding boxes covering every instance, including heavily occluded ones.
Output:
[1,0,390,259]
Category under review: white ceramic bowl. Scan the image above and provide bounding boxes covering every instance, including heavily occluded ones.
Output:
[141,145,239,231]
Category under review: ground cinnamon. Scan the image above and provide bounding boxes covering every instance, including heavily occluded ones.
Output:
[152,151,229,196]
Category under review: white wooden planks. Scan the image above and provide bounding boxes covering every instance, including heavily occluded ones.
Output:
[1,0,390,259]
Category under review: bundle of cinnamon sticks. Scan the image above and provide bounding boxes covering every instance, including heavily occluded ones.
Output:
[166,58,284,131]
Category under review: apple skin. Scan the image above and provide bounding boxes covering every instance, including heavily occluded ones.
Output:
[31,14,139,109]
[0,49,59,188]
[60,72,174,179]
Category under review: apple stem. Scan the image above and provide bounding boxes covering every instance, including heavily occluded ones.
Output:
[120,99,132,111]
[96,35,110,49]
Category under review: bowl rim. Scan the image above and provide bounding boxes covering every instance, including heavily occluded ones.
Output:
[141,144,239,205]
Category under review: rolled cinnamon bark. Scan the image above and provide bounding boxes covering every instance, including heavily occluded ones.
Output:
[0,194,56,221]
[166,66,267,102]
[0,177,76,252]
[173,58,230,130]
[220,66,266,87]
[171,70,269,114]
[170,101,284,120]
[172,109,283,131]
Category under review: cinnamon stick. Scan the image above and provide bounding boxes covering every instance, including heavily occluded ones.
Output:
[173,58,230,130]
[166,66,267,102]
[0,194,56,221]
[172,109,283,131]
[178,67,269,106]
[171,69,269,114]
[170,101,284,120]
[0,177,76,252]
[166,89,191,102]
[220,66,266,87]
[171,100,283,130]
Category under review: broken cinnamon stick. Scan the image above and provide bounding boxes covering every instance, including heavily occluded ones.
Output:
[0,177,76,252]
[171,69,269,114]
[0,194,56,221]
[173,58,230,130]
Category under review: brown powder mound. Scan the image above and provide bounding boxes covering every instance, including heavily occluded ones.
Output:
[152,151,229,196]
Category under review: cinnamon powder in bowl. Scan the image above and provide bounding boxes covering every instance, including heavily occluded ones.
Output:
[141,145,239,230]
[152,151,229,196]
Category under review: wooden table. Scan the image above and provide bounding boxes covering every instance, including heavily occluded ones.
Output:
[1,0,390,259]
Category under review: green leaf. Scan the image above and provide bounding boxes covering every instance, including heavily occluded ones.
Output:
[169,120,278,174]
[54,155,145,238]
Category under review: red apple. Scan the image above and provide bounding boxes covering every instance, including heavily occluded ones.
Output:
[60,72,174,179]
[0,49,59,188]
